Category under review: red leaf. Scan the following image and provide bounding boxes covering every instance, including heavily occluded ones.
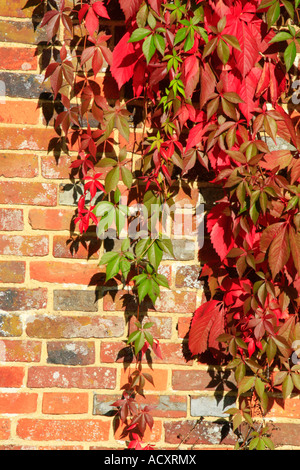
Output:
[269,225,290,279]
[148,0,162,14]
[85,8,99,36]
[260,150,293,171]
[209,211,234,261]
[92,1,110,19]
[119,0,143,21]
[189,300,224,355]
[233,22,259,78]
[111,32,143,89]
[78,3,89,23]
[200,62,216,109]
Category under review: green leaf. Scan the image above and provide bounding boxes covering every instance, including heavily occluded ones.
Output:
[174,27,187,45]
[217,39,230,65]
[120,257,131,281]
[121,238,130,252]
[284,41,296,71]
[269,31,293,43]
[266,1,280,28]
[153,33,165,55]
[121,166,133,189]
[282,374,294,398]
[282,0,294,18]
[127,329,141,344]
[222,34,241,50]
[142,34,156,64]
[157,238,174,258]
[99,251,119,266]
[135,238,150,259]
[238,376,255,395]
[96,208,115,237]
[148,241,163,270]
[93,201,114,217]
[154,273,170,288]
[106,255,120,281]
[137,278,151,302]
[105,166,119,193]
[128,27,151,43]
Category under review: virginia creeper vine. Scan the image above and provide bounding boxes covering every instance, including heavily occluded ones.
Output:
[33,0,300,450]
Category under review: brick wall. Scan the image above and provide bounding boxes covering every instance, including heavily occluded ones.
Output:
[0,0,299,450]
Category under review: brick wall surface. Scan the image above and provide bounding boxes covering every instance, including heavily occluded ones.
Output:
[0,0,299,450]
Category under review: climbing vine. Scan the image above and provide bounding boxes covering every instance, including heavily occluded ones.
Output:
[34,0,300,450]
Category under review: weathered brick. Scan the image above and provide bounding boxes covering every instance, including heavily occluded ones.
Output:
[103,289,196,313]
[0,235,49,256]
[0,0,41,18]
[26,315,124,339]
[0,20,46,44]
[0,339,41,362]
[175,265,201,288]
[0,182,57,206]
[0,261,26,283]
[164,419,236,446]
[47,341,95,366]
[190,395,236,418]
[28,208,74,231]
[30,261,105,285]
[0,313,23,337]
[53,235,100,260]
[0,153,39,177]
[0,419,11,440]
[0,47,38,71]
[0,366,24,387]
[42,393,89,415]
[53,290,99,312]
[272,423,300,447]
[16,418,110,442]
[163,239,196,261]
[41,155,74,179]
[0,288,47,312]
[128,315,173,339]
[172,370,236,391]
[27,366,116,389]
[93,393,187,418]
[266,396,300,419]
[0,208,23,231]
[0,73,48,99]
[0,393,38,414]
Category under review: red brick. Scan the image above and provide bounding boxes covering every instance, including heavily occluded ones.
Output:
[42,393,89,415]
[0,313,23,337]
[0,366,24,387]
[0,101,39,125]
[0,181,57,206]
[0,48,38,71]
[0,288,47,311]
[16,418,110,442]
[272,423,300,447]
[30,261,105,285]
[128,315,172,339]
[0,420,10,440]
[0,153,38,176]
[0,339,41,362]
[0,393,38,414]
[0,261,25,283]
[177,316,193,339]
[266,397,300,419]
[0,127,57,151]
[120,367,168,391]
[0,208,23,231]
[0,235,49,256]
[27,366,116,389]
[28,208,74,231]
[53,235,100,260]
[172,369,236,391]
